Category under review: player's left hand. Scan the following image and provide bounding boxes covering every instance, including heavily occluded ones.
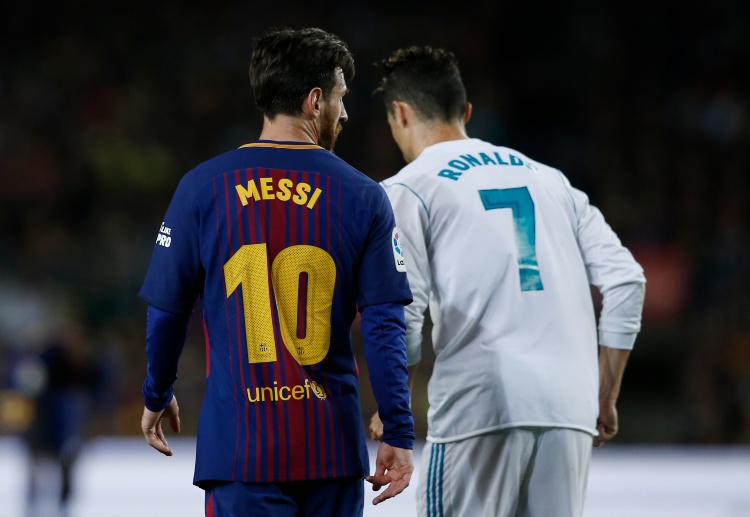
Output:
[141,396,181,456]
[365,442,414,505]
[369,411,384,441]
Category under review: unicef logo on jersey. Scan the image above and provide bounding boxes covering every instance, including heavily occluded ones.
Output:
[391,227,407,272]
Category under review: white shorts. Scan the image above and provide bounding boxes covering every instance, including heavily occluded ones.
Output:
[417,427,592,517]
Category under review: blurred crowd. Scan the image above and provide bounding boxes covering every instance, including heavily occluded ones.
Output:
[1,0,749,456]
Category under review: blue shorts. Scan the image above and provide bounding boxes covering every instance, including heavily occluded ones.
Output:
[204,477,364,517]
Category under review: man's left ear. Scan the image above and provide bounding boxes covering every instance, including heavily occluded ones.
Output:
[463,102,473,124]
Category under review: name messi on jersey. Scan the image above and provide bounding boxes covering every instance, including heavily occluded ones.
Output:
[235,177,323,209]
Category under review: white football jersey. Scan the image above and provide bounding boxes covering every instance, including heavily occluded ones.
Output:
[382,138,646,443]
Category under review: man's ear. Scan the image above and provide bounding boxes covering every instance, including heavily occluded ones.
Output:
[463,102,473,125]
[391,101,412,128]
[302,87,324,118]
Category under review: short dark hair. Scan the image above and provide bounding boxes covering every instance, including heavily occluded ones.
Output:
[250,28,355,118]
[376,46,466,123]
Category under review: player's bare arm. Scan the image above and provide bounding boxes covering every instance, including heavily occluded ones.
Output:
[595,347,631,447]
[141,396,180,456]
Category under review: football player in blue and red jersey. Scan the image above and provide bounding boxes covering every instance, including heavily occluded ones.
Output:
[138,27,415,517]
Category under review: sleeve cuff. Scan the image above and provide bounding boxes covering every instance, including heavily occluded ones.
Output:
[405,328,422,366]
[382,433,415,450]
[142,380,175,412]
[598,330,637,350]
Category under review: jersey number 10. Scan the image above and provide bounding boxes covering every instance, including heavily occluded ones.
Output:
[224,244,336,366]
[479,187,544,291]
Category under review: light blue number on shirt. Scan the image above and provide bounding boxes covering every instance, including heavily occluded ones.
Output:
[479,187,544,291]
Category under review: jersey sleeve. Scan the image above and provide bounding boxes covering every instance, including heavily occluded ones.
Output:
[142,304,190,411]
[356,187,413,309]
[381,181,431,366]
[566,177,647,349]
[361,302,415,449]
[139,174,204,314]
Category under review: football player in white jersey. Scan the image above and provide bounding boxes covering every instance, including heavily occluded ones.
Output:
[368,46,646,517]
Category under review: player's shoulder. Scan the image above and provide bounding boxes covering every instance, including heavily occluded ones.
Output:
[309,150,391,197]
[466,140,559,175]
[181,146,247,185]
[385,138,549,176]
[311,148,378,186]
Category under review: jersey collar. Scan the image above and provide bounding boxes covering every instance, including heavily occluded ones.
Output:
[240,140,323,150]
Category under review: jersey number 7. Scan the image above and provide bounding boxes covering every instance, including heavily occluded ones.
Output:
[479,187,544,291]
[224,244,336,366]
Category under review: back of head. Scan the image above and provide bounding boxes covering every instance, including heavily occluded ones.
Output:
[250,27,355,119]
[376,46,467,123]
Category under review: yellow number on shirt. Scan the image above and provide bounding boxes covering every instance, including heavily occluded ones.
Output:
[272,246,335,365]
[224,244,336,366]
[224,244,277,363]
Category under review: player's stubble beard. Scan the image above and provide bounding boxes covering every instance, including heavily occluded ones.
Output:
[318,104,343,152]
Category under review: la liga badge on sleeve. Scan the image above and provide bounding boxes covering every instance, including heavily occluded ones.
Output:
[391,227,407,272]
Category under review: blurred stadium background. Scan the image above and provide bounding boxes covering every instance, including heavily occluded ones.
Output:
[0,0,749,515]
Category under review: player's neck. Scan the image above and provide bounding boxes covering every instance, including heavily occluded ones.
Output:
[413,122,470,158]
[258,114,320,145]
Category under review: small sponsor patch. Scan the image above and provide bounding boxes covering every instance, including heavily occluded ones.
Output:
[156,222,172,248]
[392,227,407,272]
[310,381,327,400]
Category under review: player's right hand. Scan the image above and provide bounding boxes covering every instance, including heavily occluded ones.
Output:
[594,400,618,447]
[365,443,414,505]
[141,396,181,456]
[369,411,384,441]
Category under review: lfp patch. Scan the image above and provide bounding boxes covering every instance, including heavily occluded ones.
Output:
[392,228,407,272]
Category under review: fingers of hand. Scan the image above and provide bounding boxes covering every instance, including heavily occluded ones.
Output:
[365,477,383,492]
[145,428,174,456]
[170,414,181,433]
[142,414,174,456]
[366,464,412,504]
[371,477,409,505]
[366,474,390,488]
[594,423,617,447]
[156,419,168,443]
[369,413,383,440]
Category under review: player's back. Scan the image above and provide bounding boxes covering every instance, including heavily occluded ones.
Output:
[142,141,403,484]
[384,138,626,441]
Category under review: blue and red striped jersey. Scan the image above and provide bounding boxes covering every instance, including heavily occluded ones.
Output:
[139,141,413,485]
